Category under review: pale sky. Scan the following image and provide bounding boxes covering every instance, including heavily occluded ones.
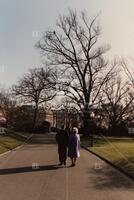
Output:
[0,0,134,87]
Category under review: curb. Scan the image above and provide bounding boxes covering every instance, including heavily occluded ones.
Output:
[0,150,11,157]
[0,134,34,158]
[81,145,134,181]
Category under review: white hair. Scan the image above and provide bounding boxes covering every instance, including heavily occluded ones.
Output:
[73,127,78,134]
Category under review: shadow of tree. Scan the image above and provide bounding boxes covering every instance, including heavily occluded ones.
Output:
[87,164,134,190]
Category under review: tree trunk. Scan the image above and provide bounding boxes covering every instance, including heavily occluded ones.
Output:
[32,104,38,131]
[82,109,91,136]
[110,120,118,136]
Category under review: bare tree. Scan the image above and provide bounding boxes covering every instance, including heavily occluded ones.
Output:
[37,10,114,134]
[121,59,134,125]
[99,76,134,135]
[121,59,134,87]
[13,67,57,130]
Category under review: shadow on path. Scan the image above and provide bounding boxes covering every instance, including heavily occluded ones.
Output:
[88,165,134,190]
[0,164,60,175]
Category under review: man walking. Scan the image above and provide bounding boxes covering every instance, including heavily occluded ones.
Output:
[56,125,68,166]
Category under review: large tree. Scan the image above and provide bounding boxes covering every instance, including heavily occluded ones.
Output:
[37,10,114,133]
[13,67,57,130]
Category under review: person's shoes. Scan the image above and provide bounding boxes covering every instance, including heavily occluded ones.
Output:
[58,162,62,165]
[71,163,75,167]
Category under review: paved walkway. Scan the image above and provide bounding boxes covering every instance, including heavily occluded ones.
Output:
[0,133,133,200]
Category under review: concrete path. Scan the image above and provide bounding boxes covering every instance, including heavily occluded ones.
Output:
[0,133,133,200]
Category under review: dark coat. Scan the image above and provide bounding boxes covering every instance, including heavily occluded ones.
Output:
[56,129,68,162]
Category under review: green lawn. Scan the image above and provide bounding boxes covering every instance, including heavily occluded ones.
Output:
[81,136,134,178]
[0,130,26,155]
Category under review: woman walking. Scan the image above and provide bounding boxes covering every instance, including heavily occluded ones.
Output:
[68,127,80,167]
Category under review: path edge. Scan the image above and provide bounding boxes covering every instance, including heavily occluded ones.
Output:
[0,133,33,158]
[81,145,134,181]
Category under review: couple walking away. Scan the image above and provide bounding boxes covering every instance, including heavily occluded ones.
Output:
[56,126,80,167]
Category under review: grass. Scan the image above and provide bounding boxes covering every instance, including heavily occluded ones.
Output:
[81,135,134,178]
[0,129,26,155]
